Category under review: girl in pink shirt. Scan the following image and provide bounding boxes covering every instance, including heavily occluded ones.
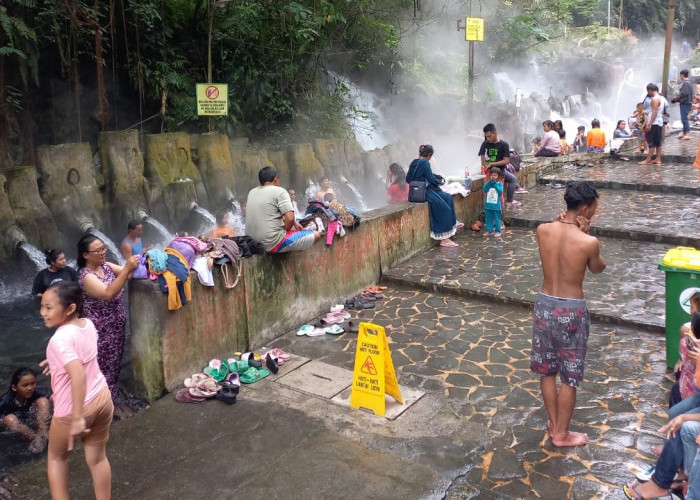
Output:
[40,281,113,500]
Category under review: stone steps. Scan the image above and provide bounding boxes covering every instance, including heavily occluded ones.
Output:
[538,160,700,196]
[382,227,666,332]
[504,185,700,248]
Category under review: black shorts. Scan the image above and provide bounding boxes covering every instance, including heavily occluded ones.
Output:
[647,124,663,147]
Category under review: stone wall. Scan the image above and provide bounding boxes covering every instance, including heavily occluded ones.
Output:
[128,186,487,400]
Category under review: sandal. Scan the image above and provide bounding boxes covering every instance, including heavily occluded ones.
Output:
[240,366,270,384]
[271,348,291,361]
[324,324,345,335]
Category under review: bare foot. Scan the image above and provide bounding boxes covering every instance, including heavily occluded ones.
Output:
[624,480,671,499]
[638,160,651,165]
[551,431,588,447]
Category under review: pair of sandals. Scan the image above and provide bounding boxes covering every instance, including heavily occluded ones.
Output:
[175,373,221,403]
[344,296,375,310]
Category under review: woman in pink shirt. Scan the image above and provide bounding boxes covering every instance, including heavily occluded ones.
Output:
[535,120,562,157]
[40,281,113,500]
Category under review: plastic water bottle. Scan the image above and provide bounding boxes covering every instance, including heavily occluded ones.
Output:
[463,169,472,191]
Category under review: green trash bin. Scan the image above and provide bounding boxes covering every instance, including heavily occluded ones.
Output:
[658,246,700,369]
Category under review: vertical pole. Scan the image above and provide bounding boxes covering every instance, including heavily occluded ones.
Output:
[607,0,611,32]
[207,1,213,133]
[661,0,675,98]
[468,41,474,102]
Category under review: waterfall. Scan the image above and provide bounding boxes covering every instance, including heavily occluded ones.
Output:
[340,175,369,212]
[191,204,216,225]
[17,241,46,271]
[305,180,319,202]
[142,216,173,244]
[87,228,125,265]
[494,72,518,102]
[325,71,389,151]
[227,199,245,236]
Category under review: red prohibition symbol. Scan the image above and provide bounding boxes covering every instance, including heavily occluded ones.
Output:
[206,86,219,99]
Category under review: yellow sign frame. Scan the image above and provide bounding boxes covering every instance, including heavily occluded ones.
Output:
[350,322,403,417]
[196,83,229,116]
[465,17,484,42]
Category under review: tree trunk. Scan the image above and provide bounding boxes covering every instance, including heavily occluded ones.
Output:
[0,33,13,169]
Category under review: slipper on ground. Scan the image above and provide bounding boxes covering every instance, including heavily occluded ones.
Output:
[324,324,345,335]
[240,367,271,384]
[271,348,291,361]
[297,324,315,336]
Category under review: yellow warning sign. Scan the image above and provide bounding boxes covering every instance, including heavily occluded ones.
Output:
[350,322,403,417]
[465,17,484,42]
[196,83,229,116]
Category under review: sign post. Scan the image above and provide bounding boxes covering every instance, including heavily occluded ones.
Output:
[349,323,403,417]
[196,83,228,132]
[457,16,484,102]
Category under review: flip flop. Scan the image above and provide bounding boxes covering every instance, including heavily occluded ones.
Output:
[240,366,271,384]
[226,359,249,374]
[324,324,345,335]
[264,353,279,374]
[175,388,206,403]
[222,372,241,387]
[297,324,315,336]
[306,327,327,337]
[184,373,211,388]
[340,320,359,333]
[622,480,677,500]
[215,386,238,405]
[271,348,291,361]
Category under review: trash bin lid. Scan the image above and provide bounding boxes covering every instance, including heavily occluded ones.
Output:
[661,246,700,270]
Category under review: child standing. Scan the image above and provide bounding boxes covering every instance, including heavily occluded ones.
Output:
[572,125,586,153]
[0,367,51,453]
[632,103,647,153]
[482,166,504,238]
[40,281,113,500]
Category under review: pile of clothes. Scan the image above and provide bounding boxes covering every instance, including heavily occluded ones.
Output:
[133,235,265,310]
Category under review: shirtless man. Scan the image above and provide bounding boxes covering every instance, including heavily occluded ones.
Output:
[531,181,606,447]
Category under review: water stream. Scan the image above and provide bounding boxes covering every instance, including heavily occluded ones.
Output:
[17,242,46,271]
[227,199,245,236]
[142,216,172,244]
[86,228,125,266]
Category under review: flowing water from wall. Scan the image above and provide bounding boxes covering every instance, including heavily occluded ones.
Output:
[87,228,125,266]
[340,176,370,212]
[192,205,216,225]
[226,198,246,236]
[17,242,46,271]
[142,216,172,245]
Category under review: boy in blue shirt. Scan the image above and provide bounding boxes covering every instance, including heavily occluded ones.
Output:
[483,166,504,238]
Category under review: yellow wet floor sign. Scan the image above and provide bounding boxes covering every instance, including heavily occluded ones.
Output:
[350,322,403,417]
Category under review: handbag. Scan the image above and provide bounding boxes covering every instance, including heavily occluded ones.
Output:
[407,180,428,203]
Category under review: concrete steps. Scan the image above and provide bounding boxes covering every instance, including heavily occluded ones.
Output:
[504,184,700,248]
[382,227,666,332]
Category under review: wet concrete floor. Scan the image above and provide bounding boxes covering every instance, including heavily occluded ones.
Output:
[5,133,700,499]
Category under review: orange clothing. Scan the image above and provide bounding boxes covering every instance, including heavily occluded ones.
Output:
[694,138,700,180]
[209,226,236,238]
[586,128,606,149]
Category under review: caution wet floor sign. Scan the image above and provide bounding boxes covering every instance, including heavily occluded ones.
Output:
[350,322,403,417]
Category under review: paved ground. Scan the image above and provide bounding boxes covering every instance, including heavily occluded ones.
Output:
[4,133,700,499]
